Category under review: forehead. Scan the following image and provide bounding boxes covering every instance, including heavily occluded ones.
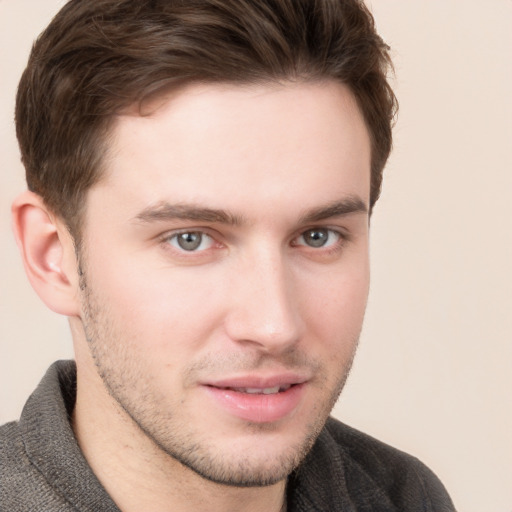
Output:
[91,81,371,223]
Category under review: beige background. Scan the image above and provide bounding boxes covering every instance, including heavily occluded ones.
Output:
[1,1,511,511]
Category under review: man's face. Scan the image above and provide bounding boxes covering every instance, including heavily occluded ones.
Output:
[77,81,371,486]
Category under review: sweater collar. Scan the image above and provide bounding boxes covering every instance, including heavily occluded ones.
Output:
[20,360,120,512]
[286,419,357,512]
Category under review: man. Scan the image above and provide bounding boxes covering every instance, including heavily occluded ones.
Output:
[1,0,455,510]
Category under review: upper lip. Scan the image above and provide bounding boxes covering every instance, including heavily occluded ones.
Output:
[203,372,310,390]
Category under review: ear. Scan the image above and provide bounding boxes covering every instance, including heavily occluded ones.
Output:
[11,191,81,317]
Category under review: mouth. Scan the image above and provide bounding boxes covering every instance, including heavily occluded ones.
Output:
[211,384,293,395]
[202,377,307,423]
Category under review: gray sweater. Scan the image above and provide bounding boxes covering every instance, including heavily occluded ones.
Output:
[0,361,455,511]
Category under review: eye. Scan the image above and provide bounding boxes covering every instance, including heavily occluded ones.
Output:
[295,228,341,248]
[167,231,214,252]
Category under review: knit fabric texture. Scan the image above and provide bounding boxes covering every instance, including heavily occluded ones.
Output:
[0,361,456,511]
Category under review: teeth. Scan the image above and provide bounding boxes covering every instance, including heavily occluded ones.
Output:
[231,385,291,395]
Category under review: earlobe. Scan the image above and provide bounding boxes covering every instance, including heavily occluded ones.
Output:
[11,191,81,317]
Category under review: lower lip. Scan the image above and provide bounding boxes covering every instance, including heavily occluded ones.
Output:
[203,384,305,423]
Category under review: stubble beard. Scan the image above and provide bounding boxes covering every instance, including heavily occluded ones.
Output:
[78,264,359,488]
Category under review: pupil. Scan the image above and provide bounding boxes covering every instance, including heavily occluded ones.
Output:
[178,232,202,251]
[306,229,328,247]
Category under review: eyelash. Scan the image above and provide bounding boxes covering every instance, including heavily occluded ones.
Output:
[165,231,216,252]
[159,227,349,257]
[292,228,344,250]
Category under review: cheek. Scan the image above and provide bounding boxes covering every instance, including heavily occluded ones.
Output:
[299,262,369,346]
[87,257,227,353]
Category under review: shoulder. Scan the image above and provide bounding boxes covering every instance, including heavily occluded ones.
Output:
[0,409,75,511]
[322,417,455,511]
[0,419,32,490]
[288,417,456,511]
[324,416,432,476]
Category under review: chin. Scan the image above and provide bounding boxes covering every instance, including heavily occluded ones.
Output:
[176,439,311,487]
[157,416,324,488]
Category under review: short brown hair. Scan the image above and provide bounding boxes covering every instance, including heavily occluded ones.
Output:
[16,0,397,237]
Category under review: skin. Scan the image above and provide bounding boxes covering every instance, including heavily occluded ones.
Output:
[14,80,371,512]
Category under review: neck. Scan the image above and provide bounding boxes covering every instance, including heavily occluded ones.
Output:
[72,362,287,512]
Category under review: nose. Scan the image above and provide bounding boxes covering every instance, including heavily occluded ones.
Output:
[224,249,304,354]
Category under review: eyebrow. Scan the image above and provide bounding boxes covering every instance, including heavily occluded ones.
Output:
[299,196,368,223]
[134,202,244,225]
[133,195,368,226]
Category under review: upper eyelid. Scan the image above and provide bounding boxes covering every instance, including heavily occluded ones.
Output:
[158,226,218,241]
[294,225,351,240]
[156,224,351,245]
[159,230,220,257]
[293,227,344,242]
[166,230,212,240]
